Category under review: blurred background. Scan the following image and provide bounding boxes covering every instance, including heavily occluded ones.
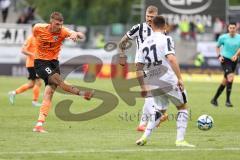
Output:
[1,0,240,78]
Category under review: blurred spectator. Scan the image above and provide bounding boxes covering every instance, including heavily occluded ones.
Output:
[194,53,204,67]
[196,20,205,34]
[213,17,224,41]
[189,21,196,41]
[237,22,240,33]
[0,0,11,23]
[179,19,190,40]
[195,20,205,41]
[16,14,26,23]
[25,7,35,22]
[94,32,105,49]
[16,6,35,24]
[165,23,177,34]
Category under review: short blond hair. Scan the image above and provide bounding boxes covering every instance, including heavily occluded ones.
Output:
[50,11,64,22]
[146,5,158,14]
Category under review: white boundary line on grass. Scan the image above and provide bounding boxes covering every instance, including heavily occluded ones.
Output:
[0,148,240,155]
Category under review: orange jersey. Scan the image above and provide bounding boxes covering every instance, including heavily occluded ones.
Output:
[33,23,72,60]
[22,35,36,67]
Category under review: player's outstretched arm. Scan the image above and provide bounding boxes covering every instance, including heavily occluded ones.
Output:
[118,35,130,66]
[69,31,85,42]
[22,46,34,57]
[166,54,184,91]
[76,32,85,39]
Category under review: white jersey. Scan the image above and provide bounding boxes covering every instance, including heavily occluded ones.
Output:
[126,22,153,57]
[136,32,177,85]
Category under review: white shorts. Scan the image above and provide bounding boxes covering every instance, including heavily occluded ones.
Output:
[142,97,164,115]
[153,85,187,110]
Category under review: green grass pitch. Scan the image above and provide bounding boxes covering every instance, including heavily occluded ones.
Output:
[0,76,240,160]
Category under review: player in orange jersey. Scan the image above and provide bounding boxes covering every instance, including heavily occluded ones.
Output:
[32,12,94,133]
[8,24,42,107]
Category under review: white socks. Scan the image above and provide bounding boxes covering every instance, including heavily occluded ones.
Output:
[143,110,161,139]
[139,97,155,126]
[176,109,188,141]
[36,121,43,126]
[140,108,189,141]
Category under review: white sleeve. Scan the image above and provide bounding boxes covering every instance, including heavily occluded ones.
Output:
[126,24,140,40]
[164,36,175,56]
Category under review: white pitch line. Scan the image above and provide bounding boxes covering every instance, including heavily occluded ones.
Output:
[0,148,240,155]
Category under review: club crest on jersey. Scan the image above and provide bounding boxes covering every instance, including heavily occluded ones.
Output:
[53,36,58,41]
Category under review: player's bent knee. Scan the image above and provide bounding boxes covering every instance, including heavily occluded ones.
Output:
[221,78,227,85]
[28,81,35,88]
[227,75,234,83]
[228,79,233,83]
[48,73,62,86]
[36,79,42,86]
[176,104,187,110]
[45,85,56,95]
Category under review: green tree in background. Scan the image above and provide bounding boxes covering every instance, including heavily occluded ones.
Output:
[26,0,240,25]
[230,0,240,5]
[26,0,140,25]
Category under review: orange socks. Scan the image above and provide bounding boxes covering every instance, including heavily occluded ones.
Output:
[38,100,52,122]
[33,84,40,101]
[15,81,41,101]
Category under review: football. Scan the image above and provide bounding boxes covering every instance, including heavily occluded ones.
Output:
[197,114,214,131]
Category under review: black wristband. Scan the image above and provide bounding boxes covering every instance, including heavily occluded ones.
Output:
[217,55,221,58]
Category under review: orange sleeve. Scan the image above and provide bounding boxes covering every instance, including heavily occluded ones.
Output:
[22,37,31,50]
[22,36,34,55]
[22,35,36,56]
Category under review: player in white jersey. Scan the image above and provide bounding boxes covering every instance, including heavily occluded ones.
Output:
[118,5,168,132]
[135,15,195,147]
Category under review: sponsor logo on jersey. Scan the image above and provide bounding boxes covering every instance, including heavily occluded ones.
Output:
[53,36,58,41]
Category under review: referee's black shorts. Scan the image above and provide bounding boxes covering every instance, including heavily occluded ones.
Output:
[34,59,60,85]
[221,56,237,78]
